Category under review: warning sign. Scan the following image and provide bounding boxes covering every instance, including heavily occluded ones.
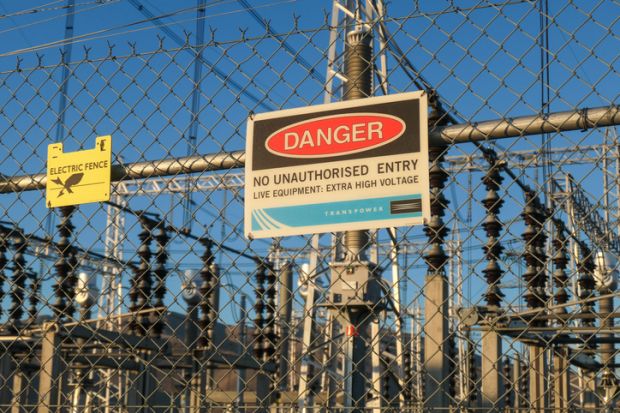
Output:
[46,135,112,208]
[245,91,430,238]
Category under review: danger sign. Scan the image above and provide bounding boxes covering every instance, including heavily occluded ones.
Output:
[245,91,430,239]
[46,135,112,208]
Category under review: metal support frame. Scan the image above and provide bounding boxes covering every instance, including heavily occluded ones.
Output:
[235,294,248,413]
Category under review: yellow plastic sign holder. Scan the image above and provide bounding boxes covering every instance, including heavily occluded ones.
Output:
[46,135,112,208]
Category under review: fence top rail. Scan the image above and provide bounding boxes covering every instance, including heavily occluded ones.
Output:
[0,105,617,195]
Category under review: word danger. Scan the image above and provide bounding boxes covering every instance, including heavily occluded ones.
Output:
[265,113,405,157]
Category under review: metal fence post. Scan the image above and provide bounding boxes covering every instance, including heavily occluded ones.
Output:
[37,323,65,413]
[277,262,293,395]
[0,344,13,412]
[423,94,451,411]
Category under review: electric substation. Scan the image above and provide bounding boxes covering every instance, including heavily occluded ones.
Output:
[0,1,619,412]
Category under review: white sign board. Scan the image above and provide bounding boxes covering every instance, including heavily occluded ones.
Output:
[245,91,430,239]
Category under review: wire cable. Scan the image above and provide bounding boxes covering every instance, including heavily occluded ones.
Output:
[0,0,121,43]
[0,0,293,57]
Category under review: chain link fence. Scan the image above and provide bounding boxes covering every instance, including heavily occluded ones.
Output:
[0,1,619,411]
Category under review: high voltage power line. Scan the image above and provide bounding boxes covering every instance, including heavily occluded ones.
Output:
[0,0,296,57]
[0,0,120,39]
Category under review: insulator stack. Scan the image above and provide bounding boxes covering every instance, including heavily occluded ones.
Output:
[503,357,512,407]
[577,244,596,325]
[531,200,548,307]
[403,345,413,405]
[253,261,267,359]
[521,193,547,310]
[481,160,504,307]
[519,360,529,406]
[423,145,449,276]
[152,222,169,338]
[0,226,9,321]
[198,238,216,348]
[53,206,76,320]
[263,261,280,400]
[128,260,139,332]
[207,262,219,347]
[263,262,277,361]
[130,216,155,335]
[9,233,27,328]
[27,272,40,324]
[552,224,569,312]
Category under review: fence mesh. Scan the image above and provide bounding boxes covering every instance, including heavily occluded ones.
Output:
[0,1,619,411]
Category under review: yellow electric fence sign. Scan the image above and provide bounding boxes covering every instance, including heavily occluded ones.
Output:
[46,135,112,208]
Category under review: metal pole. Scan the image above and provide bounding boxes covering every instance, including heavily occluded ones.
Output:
[10,368,25,413]
[423,121,451,411]
[600,291,616,409]
[183,0,207,231]
[186,298,201,413]
[0,344,13,412]
[430,105,620,145]
[369,320,382,413]
[2,105,620,194]
[340,25,374,413]
[236,294,248,413]
[277,262,293,395]
[389,227,406,409]
[297,261,318,413]
[415,306,423,405]
[37,323,66,413]
[512,353,524,413]
[321,314,339,412]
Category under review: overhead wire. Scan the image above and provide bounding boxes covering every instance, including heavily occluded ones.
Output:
[0,0,294,57]
[0,0,121,40]
[0,3,34,47]
[0,2,202,57]
[236,0,324,83]
[0,0,66,19]
[0,0,295,113]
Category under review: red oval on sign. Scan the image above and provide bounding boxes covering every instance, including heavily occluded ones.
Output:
[265,113,406,158]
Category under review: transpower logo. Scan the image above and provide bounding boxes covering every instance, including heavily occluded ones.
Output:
[264,113,406,158]
[323,205,385,217]
[251,195,422,231]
